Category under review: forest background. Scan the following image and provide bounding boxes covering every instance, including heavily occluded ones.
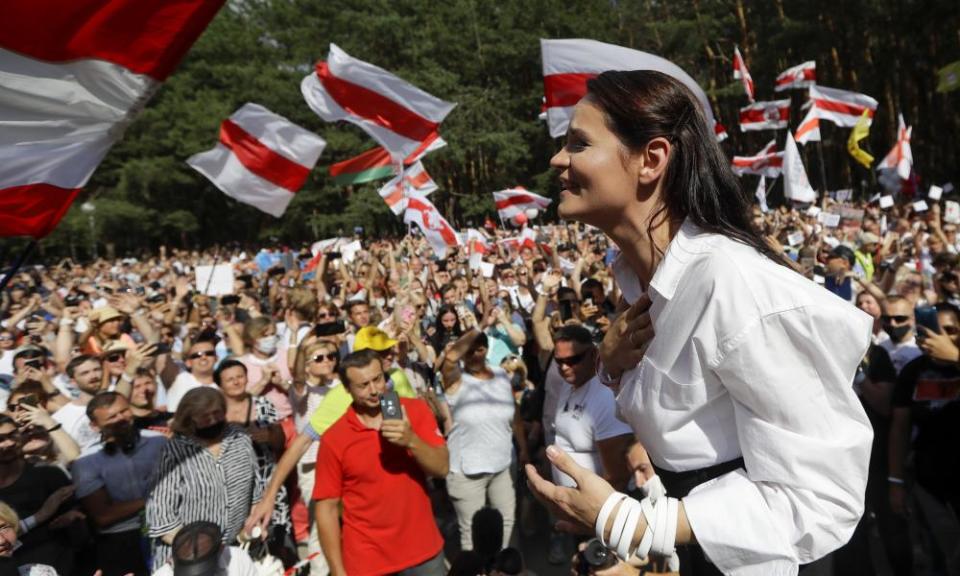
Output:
[21,0,960,258]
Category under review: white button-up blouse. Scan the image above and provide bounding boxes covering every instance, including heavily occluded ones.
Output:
[612,219,873,576]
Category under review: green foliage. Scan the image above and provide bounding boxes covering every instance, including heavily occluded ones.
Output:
[29,0,958,255]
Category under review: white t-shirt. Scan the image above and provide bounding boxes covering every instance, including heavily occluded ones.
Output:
[446,367,515,475]
[541,359,565,446]
[166,372,216,413]
[880,335,923,375]
[52,402,101,451]
[151,546,259,576]
[551,376,632,488]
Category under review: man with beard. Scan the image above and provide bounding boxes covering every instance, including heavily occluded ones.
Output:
[70,392,166,576]
[52,354,107,451]
[880,296,923,374]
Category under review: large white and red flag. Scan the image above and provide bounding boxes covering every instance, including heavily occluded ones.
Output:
[301,44,456,161]
[404,196,460,258]
[738,99,790,131]
[187,103,326,218]
[731,140,784,178]
[877,114,913,180]
[795,105,822,145]
[540,39,723,140]
[377,161,438,215]
[808,85,878,128]
[775,61,816,92]
[493,187,552,221]
[733,46,755,102]
[0,0,224,238]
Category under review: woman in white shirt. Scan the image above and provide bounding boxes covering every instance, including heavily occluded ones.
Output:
[441,324,527,551]
[524,70,873,576]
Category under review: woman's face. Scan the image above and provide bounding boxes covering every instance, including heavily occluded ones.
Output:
[0,520,16,557]
[0,331,13,350]
[856,293,882,320]
[307,347,338,378]
[99,317,123,337]
[550,99,648,228]
[217,365,248,398]
[440,311,457,330]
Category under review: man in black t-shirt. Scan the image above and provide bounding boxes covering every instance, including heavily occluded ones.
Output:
[890,304,960,520]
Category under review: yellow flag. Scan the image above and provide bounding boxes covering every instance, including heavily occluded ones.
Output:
[847,109,874,168]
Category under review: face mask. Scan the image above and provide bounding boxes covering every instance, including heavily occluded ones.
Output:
[639,474,667,502]
[194,420,226,440]
[883,324,911,343]
[510,371,524,390]
[103,422,139,454]
[256,335,278,355]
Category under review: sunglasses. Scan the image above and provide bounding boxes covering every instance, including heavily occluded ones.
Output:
[311,353,338,363]
[105,353,125,363]
[318,312,335,319]
[881,315,910,323]
[188,350,217,360]
[555,351,588,367]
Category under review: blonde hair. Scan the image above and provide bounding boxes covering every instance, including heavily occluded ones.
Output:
[241,316,273,347]
[0,502,19,534]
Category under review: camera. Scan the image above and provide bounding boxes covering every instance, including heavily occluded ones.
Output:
[313,321,346,337]
[380,391,402,420]
[577,539,617,575]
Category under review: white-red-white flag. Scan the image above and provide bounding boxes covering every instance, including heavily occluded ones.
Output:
[404,196,460,258]
[732,140,784,178]
[493,187,552,221]
[301,43,456,161]
[377,161,437,216]
[733,46,755,102]
[466,228,490,270]
[0,0,224,238]
[714,122,729,142]
[795,105,822,144]
[784,131,817,203]
[540,39,723,140]
[499,228,539,252]
[775,61,816,92]
[188,104,325,218]
[756,175,770,213]
[877,114,913,181]
[739,99,790,131]
[808,85,878,128]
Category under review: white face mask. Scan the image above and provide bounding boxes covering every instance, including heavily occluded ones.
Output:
[638,474,667,502]
[256,335,278,355]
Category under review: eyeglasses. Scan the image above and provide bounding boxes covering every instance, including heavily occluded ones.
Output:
[188,350,217,360]
[311,353,338,363]
[881,315,910,323]
[555,351,588,367]
[105,353,125,363]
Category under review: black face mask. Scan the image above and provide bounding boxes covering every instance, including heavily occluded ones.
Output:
[194,420,226,440]
[884,324,912,343]
[103,423,139,455]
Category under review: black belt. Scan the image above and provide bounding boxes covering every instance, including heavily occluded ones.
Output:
[653,457,745,498]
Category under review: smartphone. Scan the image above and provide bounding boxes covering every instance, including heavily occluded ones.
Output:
[559,299,573,322]
[23,358,42,370]
[327,251,342,260]
[19,394,39,408]
[380,391,402,420]
[915,306,940,337]
[150,343,171,356]
[314,321,346,337]
[64,294,81,307]
[146,293,166,304]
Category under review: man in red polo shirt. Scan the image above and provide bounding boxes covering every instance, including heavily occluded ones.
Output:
[314,349,449,576]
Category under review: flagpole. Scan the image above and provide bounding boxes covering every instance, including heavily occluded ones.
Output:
[815,140,829,204]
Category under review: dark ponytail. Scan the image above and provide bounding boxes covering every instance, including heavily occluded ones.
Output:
[586,70,792,268]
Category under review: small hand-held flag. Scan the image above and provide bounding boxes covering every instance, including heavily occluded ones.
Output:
[733,46,755,102]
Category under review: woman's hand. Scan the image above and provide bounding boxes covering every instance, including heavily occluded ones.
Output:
[15,403,57,431]
[525,445,615,535]
[918,326,960,363]
[599,294,654,378]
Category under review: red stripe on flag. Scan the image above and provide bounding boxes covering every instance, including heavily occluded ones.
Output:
[385,185,404,206]
[329,146,392,177]
[739,108,789,123]
[408,198,458,245]
[317,62,439,143]
[543,73,595,108]
[0,0,224,81]
[0,183,79,238]
[218,119,311,193]
[496,194,547,210]
[814,99,874,118]
[406,170,431,189]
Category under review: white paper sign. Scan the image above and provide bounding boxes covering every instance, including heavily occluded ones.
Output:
[879,195,895,209]
[818,213,841,228]
[340,240,363,264]
[834,189,852,203]
[806,206,822,218]
[787,231,804,246]
[945,201,960,224]
[479,261,496,278]
[880,215,888,232]
[195,264,234,296]
[929,185,943,200]
[913,200,929,212]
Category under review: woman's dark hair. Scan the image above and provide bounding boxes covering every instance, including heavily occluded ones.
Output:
[213,358,247,386]
[586,70,792,267]
[431,304,462,352]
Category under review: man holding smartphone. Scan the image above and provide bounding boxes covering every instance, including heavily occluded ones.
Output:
[313,349,448,576]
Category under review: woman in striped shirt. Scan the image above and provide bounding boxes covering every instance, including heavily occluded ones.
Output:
[146,387,261,570]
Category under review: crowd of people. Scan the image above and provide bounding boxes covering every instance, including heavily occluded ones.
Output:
[0,190,958,576]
